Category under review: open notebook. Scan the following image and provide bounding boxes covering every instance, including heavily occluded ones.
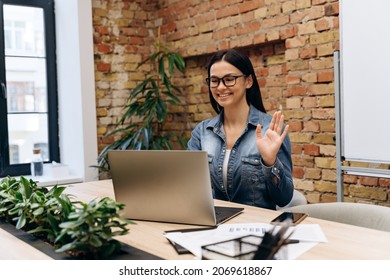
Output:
[108,150,243,226]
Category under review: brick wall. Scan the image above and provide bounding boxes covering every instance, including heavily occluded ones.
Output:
[92,0,390,206]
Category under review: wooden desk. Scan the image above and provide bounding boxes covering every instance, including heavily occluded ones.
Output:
[2,179,390,260]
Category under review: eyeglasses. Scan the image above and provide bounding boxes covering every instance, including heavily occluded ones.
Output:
[205,74,246,88]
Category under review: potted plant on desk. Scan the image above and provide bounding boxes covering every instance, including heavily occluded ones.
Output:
[0,176,133,259]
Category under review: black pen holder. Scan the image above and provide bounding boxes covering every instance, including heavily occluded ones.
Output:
[201,235,263,260]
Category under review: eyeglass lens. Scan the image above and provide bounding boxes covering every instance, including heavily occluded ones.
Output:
[207,75,245,88]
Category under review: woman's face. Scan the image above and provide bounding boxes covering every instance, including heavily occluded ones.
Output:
[209,61,252,110]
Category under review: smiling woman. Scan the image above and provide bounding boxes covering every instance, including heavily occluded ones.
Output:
[188,48,294,210]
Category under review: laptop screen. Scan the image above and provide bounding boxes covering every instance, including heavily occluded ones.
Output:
[108,150,219,226]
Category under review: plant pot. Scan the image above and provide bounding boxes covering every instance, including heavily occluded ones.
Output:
[0,219,161,260]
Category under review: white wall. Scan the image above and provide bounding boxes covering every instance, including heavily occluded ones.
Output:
[55,0,98,181]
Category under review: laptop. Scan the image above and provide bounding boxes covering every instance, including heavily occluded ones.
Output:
[108,150,244,226]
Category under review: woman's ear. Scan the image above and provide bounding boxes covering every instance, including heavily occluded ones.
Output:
[246,74,254,89]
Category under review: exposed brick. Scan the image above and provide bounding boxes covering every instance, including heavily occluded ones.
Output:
[318,95,335,107]
[304,144,320,155]
[300,46,317,58]
[325,3,339,16]
[360,176,379,186]
[319,120,335,132]
[315,18,330,32]
[96,44,112,53]
[315,157,336,169]
[298,21,317,35]
[289,132,312,143]
[314,180,336,193]
[319,144,336,156]
[286,97,301,109]
[288,121,303,132]
[295,178,315,191]
[322,169,336,181]
[313,133,335,145]
[317,70,334,82]
[286,36,308,48]
[379,178,390,188]
[343,175,358,184]
[302,96,317,108]
[293,166,305,178]
[320,194,337,202]
[292,155,315,168]
[280,26,297,39]
[306,193,321,203]
[97,63,111,72]
[305,168,321,180]
[303,121,320,133]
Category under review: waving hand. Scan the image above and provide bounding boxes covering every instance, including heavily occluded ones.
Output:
[256,111,289,166]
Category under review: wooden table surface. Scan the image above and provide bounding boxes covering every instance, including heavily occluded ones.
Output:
[2,179,390,260]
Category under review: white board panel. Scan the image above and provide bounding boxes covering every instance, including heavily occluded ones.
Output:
[340,0,390,163]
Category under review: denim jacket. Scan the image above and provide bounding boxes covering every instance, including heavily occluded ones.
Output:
[187,105,294,209]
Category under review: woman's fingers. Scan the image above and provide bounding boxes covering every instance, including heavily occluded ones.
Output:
[269,111,277,131]
[280,124,289,141]
[276,113,284,134]
[256,124,262,139]
[260,111,287,138]
[271,111,285,134]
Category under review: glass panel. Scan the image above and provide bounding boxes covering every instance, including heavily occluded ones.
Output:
[8,113,49,164]
[5,56,47,113]
[3,5,45,57]
[4,5,48,165]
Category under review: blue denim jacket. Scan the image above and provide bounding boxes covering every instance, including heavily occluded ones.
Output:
[187,105,294,209]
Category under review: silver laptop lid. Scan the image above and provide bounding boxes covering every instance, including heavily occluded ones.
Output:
[108,150,217,226]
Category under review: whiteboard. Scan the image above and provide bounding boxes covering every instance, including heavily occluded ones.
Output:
[340,0,390,163]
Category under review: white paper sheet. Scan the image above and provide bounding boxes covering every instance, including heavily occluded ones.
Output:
[164,223,327,260]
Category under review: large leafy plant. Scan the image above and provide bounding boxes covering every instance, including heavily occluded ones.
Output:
[96,43,186,174]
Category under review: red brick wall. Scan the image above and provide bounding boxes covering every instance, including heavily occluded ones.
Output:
[92,0,390,206]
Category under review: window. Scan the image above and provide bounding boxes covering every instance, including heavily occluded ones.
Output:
[0,0,59,177]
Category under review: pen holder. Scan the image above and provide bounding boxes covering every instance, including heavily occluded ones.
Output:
[201,235,262,260]
[201,220,293,260]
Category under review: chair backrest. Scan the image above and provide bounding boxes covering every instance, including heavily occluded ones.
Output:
[284,202,390,232]
[276,189,307,210]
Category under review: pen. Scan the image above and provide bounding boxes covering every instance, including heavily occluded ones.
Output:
[284,239,299,245]
[164,226,217,234]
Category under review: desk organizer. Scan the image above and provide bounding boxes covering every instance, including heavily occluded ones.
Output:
[201,235,262,260]
[202,219,293,260]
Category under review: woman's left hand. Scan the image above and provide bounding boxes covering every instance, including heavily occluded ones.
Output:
[256,111,289,166]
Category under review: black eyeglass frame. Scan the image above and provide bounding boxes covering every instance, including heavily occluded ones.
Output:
[205,74,247,88]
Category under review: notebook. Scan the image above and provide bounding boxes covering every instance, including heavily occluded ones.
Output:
[108,150,244,226]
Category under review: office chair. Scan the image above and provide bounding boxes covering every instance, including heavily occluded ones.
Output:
[277,189,307,210]
[284,202,390,232]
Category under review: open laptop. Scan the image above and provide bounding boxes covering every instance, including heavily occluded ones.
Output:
[108,150,244,226]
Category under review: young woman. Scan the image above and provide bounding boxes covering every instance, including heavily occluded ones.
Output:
[188,49,294,209]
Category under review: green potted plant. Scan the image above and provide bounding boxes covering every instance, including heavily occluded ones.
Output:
[96,41,187,176]
[0,176,132,259]
[55,197,133,259]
